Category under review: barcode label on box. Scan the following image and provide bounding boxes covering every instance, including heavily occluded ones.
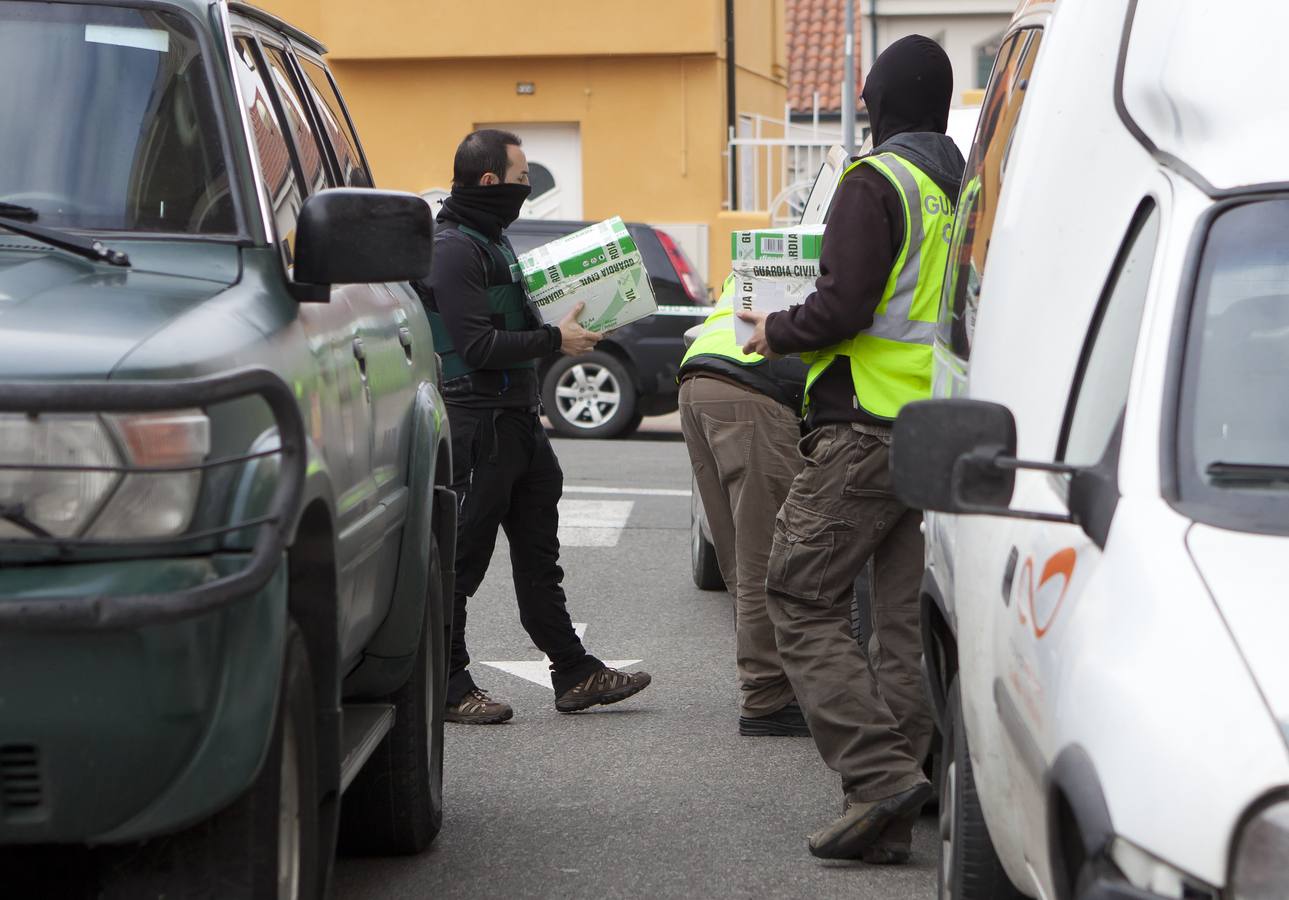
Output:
[760,237,785,255]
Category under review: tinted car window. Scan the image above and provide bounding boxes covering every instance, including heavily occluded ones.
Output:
[234,36,303,254]
[0,2,234,234]
[262,44,328,195]
[1177,198,1289,533]
[938,28,1043,360]
[299,57,372,188]
[1061,202,1159,466]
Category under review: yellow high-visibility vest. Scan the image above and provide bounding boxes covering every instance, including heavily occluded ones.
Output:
[802,152,954,420]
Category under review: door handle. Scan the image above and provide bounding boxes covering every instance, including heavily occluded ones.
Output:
[398,325,413,360]
[352,337,367,377]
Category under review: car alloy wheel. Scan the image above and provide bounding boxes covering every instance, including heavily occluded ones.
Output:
[554,362,621,430]
[939,754,957,900]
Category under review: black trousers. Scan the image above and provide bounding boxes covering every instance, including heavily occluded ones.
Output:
[446,404,602,703]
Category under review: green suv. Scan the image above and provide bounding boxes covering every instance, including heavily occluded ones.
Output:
[0,1,453,895]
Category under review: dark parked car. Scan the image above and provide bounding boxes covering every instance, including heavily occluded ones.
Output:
[0,1,452,895]
[507,218,712,438]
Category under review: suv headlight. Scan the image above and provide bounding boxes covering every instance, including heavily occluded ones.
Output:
[1231,798,1289,900]
[0,410,210,540]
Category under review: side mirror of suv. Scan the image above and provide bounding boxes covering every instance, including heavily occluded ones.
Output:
[292,188,434,301]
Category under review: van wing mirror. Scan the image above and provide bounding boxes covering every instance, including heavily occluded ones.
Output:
[892,399,1019,512]
[292,189,434,301]
[892,399,1076,525]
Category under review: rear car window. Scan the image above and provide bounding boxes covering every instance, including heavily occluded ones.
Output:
[1176,197,1289,534]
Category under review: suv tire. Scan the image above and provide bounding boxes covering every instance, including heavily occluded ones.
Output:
[338,536,447,855]
[98,625,319,900]
[940,677,1022,900]
[542,350,639,439]
[690,481,724,591]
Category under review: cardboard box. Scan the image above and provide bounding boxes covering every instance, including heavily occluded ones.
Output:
[730,225,824,345]
[518,217,657,333]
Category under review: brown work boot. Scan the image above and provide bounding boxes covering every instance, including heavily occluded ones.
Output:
[445,688,514,724]
[860,812,916,865]
[808,781,931,860]
[555,666,651,713]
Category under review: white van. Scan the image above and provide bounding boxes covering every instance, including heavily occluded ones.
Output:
[891,1,1289,898]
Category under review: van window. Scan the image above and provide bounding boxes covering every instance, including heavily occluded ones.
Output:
[937,28,1044,360]
[262,44,329,195]
[1176,197,1289,534]
[299,57,373,188]
[1061,202,1160,466]
[234,37,303,254]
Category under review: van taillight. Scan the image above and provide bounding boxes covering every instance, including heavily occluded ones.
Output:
[656,229,711,304]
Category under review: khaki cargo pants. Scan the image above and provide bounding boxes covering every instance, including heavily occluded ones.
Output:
[679,375,801,717]
[765,422,932,801]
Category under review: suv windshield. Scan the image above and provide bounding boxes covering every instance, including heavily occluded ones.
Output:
[1178,197,1289,534]
[0,2,235,235]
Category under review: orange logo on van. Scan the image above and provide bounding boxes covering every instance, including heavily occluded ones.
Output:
[1017,548,1077,639]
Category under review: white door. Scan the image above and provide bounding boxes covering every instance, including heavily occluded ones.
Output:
[480,121,583,220]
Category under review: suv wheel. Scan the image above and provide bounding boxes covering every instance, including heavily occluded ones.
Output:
[690,480,724,591]
[542,350,639,439]
[940,677,1022,900]
[338,535,447,854]
[99,625,319,900]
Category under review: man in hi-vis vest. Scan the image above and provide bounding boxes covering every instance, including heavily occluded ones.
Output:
[678,276,808,737]
[418,130,651,724]
[739,37,964,862]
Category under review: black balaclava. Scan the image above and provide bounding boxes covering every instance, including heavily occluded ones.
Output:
[438,182,531,241]
[861,35,953,147]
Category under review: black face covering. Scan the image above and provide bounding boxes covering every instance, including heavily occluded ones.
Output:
[861,35,953,147]
[438,182,532,239]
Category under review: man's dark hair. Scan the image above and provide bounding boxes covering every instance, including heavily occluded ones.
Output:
[452,129,522,188]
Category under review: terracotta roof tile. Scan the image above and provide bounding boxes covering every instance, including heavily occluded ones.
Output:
[787,0,862,115]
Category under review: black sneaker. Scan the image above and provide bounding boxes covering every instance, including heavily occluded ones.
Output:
[555,666,651,713]
[808,781,931,860]
[860,812,916,864]
[445,688,514,724]
[739,701,810,736]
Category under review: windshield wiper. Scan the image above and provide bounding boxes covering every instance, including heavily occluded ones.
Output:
[0,204,130,267]
[1205,461,1289,485]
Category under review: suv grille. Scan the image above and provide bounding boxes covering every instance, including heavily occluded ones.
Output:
[1,745,43,817]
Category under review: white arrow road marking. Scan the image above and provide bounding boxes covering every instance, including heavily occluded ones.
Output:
[480,623,642,689]
[557,499,633,547]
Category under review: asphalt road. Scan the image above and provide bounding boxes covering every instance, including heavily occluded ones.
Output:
[335,423,939,900]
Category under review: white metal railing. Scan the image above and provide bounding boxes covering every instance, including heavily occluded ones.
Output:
[725,100,869,224]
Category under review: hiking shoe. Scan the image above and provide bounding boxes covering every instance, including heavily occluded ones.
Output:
[739,701,811,737]
[808,781,931,860]
[555,666,651,713]
[445,688,514,724]
[859,812,916,865]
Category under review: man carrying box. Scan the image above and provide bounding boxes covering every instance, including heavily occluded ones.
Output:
[417,129,652,723]
[739,37,965,862]
[678,276,808,737]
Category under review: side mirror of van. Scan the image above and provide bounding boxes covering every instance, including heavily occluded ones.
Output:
[892,399,1121,547]
[892,399,1021,513]
[291,189,434,301]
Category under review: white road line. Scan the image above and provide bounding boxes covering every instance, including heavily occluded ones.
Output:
[558,499,634,547]
[564,485,691,497]
[481,622,642,688]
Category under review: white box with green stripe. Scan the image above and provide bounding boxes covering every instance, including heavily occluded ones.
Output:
[730,225,825,345]
[517,217,657,334]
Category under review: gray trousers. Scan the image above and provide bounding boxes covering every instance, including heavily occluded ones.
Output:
[765,422,932,801]
[679,376,801,717]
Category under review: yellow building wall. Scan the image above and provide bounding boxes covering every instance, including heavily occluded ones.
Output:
[255,0,787,290]
[259,0,721,59]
